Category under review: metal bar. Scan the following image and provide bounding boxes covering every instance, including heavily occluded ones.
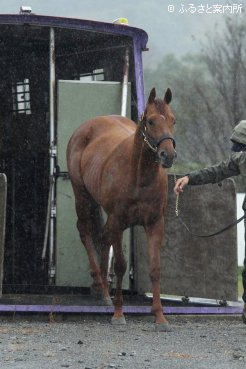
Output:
[0,304,243,314]
[41,179,53,260]
[11,161,16,284]
[121,47,130,117]
[133,37,145,119]
[49,27,56,283]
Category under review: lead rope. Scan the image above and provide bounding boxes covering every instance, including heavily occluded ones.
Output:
[174,174,180,217]
[173,173,246,238]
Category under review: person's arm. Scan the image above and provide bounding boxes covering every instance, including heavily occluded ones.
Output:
[174,152,243,194]
[188,154,241,185]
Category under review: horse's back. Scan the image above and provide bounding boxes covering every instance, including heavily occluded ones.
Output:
[68,115,135,150]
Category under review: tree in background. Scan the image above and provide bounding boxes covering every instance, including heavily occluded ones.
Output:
[203,16,246,127]
[144,14,246,179]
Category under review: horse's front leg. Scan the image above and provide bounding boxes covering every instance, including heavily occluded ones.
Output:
[145,217,169,329]
[111,234,127,325]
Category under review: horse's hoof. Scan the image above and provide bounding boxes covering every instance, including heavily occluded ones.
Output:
[111,316,126,325]
[90,287,113,306]
[154,322,171,332]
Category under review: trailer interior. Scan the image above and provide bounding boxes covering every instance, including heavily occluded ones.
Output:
[0,20,138,293]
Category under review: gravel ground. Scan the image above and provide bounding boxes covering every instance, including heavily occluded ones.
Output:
[0,314,246,369]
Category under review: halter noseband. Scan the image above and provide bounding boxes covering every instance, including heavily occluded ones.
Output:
[141,118,176,153]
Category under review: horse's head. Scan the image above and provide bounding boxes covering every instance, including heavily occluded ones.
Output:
[141,87,177,168]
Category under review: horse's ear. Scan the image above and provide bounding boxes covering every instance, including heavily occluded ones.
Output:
[164,88,172,104]
[148,87,156,104]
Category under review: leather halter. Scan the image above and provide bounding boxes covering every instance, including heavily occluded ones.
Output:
[141,118,176,153]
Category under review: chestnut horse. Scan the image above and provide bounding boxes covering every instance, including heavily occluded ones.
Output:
[67,87,176,330]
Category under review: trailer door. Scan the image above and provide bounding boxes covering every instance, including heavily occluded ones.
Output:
[134,175,238,302]
[56,80,131,288]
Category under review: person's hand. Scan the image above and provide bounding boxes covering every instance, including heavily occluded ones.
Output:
[173,176,189,194]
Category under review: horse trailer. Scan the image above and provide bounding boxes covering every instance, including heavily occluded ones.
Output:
[0,8,239,310]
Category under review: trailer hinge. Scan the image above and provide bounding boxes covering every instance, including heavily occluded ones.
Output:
[129,266,134,280]
[219,298,227,307]
[50,145,57,157]
[51,204,56,218]
[49,265,56,279]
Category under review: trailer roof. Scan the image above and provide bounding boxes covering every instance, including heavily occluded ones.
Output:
[0,13,148,50]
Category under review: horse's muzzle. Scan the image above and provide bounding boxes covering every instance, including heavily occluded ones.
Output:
[159,149,177,168]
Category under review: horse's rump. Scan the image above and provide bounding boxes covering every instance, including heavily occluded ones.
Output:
[67,115,136,202]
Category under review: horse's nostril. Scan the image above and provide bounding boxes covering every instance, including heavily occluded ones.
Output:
[160,151,168,159]
[159,150,177,165]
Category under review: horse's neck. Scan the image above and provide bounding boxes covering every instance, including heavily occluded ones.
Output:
[130,124,160,187]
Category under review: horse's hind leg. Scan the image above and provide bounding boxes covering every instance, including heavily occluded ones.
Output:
[74,187,112,305]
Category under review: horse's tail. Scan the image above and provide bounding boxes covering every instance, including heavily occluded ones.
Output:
[91,203,104,255]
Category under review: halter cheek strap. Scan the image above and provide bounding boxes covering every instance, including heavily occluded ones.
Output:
[141,122,176,153]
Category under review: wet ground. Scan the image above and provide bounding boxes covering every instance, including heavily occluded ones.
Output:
[0,313,246,369]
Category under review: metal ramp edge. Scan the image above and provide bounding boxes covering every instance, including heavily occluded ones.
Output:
[0,304,243,315]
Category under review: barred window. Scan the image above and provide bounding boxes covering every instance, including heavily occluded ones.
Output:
[79,68,104,81]
[12,78,31,114]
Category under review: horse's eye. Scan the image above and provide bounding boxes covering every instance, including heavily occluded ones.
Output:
[147,120,154,126]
